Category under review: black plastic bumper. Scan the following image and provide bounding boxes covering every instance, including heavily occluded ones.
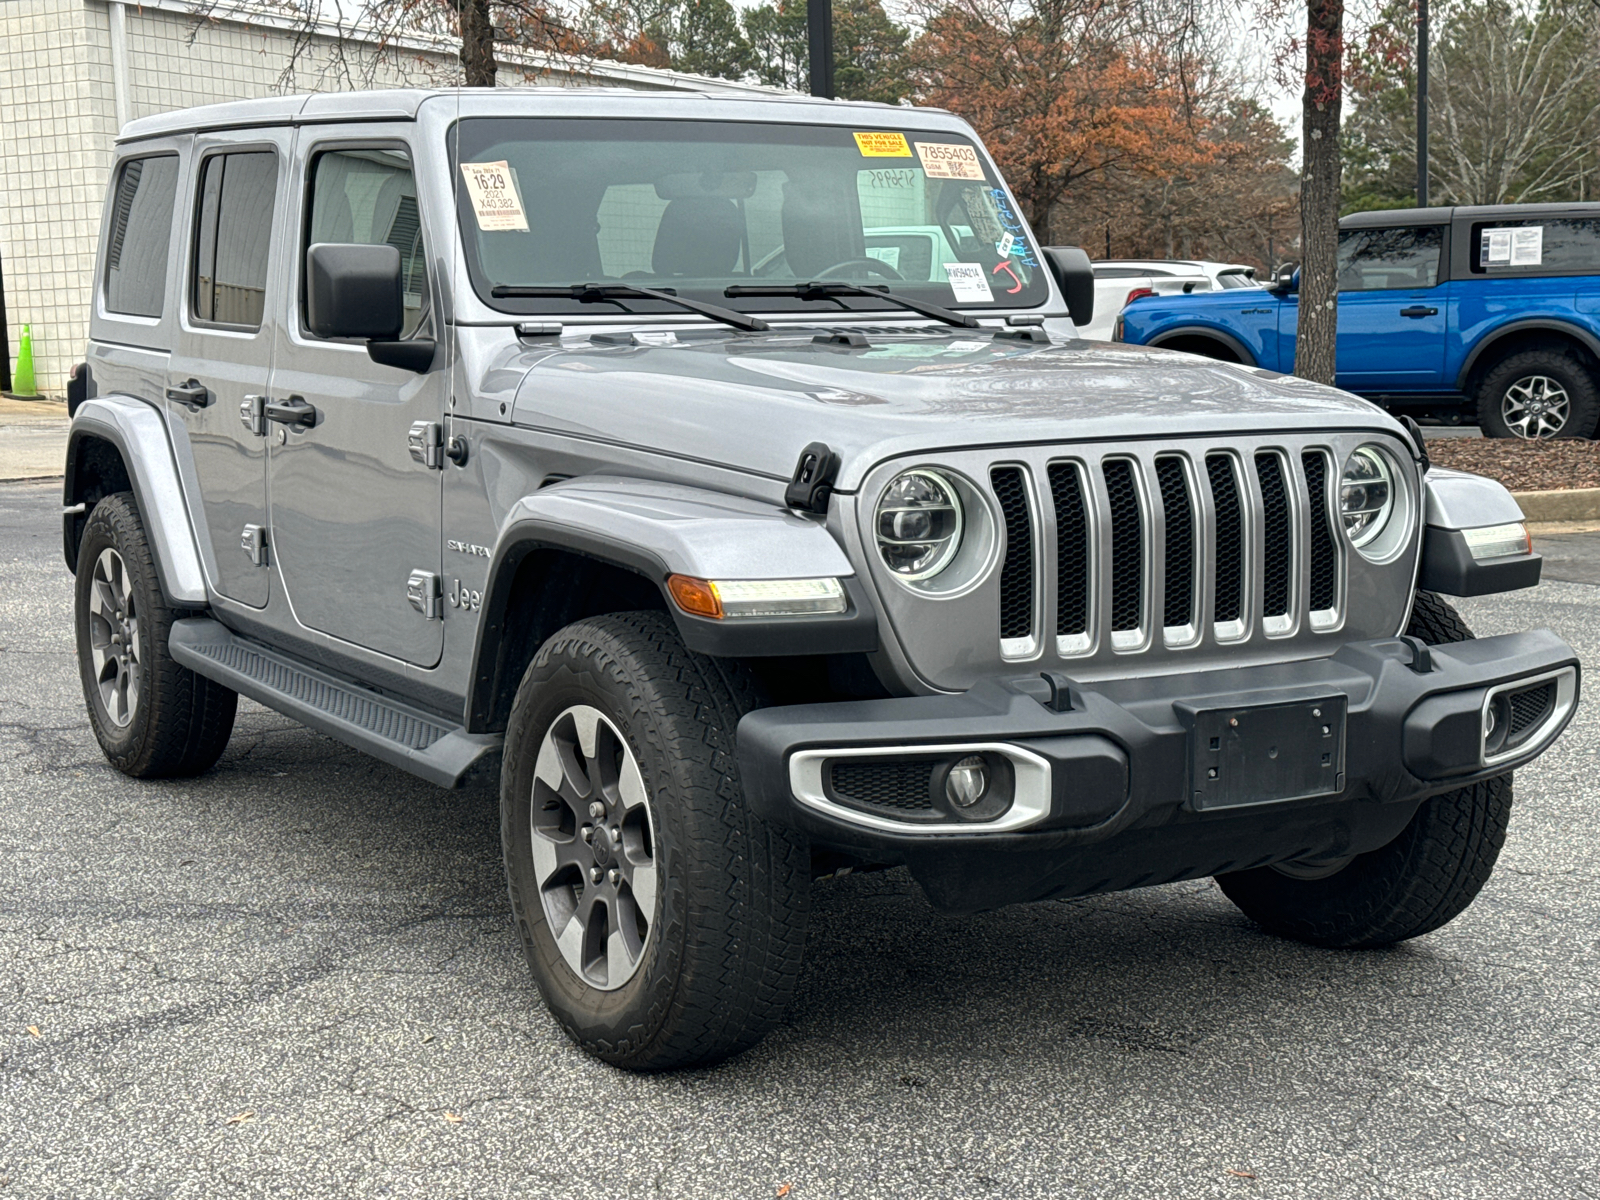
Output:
[737,631,1579,912]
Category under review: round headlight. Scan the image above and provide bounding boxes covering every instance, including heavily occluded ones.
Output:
[876,469,964,580]
[1340,446,1395,549]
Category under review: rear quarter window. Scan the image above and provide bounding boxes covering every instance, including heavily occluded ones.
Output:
[1469,218,1600,275]
[105,155,180,318]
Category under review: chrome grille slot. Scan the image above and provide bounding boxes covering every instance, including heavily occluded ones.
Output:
[1303,450,1338,619]
[1103,459,1145,645]
[1048,462,1091,651]
[1255,452,1293,630]
[991,466,1036,653]
[1207,453,1246,635]
[1155,455,1197,637]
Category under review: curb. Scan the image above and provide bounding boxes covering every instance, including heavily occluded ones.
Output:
[1513,487,1600,523]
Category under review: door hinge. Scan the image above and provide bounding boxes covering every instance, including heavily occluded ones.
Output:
[241,524,269,566]
[408,420,444,470]
[406,569,442,619]
[240,394,266,436]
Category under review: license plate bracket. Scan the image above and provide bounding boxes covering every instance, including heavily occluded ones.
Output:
[1181,694,1347,811]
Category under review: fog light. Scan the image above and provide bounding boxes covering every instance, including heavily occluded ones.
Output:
[945,755,989,808]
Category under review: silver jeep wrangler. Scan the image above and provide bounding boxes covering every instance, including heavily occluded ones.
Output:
[66,89,1578,1071]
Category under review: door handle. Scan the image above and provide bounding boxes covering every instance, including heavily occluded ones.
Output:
[1399,306,1438,318]
[166,379,211,410]
[264,395,319,429]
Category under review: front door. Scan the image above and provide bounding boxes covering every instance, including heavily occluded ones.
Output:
[166,133,292,607]
[1334,224,1449,391]
[265,133,445,668]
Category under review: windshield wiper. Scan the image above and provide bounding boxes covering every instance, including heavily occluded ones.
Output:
[489,283,769,333]
[724,281,980,329]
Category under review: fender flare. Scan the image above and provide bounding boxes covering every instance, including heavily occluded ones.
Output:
[1146,325,1258,367]
[64,397,208,606]
[465,476,877,732]
[1455,318,1600,390]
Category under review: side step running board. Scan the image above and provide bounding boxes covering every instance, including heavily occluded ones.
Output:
[168,618,500,788]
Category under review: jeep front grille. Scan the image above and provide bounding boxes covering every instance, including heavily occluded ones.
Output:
[984,439,1356,660]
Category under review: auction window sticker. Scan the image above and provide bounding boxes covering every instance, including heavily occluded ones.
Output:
[460,161,529,232]
[916,142,985,180]
[1481,225,1543,268]
[854,131,912,158]
[944,262,994,303]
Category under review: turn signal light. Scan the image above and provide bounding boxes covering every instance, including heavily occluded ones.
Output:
[667,575,847,620]
[1463,522,1531,560]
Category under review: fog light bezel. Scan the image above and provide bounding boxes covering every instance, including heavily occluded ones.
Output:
[1480,666,1578,768]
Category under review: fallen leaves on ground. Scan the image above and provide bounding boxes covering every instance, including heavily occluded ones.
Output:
[777,1185,793,1197]
[1226,1168,1257,1179]
[26,1026,40,1038]
[224,1111,255,1126]
[444,1112,464,1124]
[1427,438,1600,492]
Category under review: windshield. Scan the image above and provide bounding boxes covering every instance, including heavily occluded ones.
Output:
[452,118,1050,317]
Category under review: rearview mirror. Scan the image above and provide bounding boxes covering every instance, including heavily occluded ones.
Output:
[1271,262,1300,294]
[1042,246,1094,327]
[306,243,404,340]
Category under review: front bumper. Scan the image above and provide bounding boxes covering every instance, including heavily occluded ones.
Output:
[738,631,1579,912]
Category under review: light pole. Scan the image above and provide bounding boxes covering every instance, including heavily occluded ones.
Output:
[1417,0,1429,207]
[807,0,835,99]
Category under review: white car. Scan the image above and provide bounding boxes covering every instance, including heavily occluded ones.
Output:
[1079,259,1260,341]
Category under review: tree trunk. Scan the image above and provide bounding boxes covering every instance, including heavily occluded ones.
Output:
[460,0,497,87]
[1296,0,1343,384]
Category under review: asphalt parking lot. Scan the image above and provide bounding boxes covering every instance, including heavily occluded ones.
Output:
[2,479,1597,1199]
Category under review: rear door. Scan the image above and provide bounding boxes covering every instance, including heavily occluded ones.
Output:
[1334,225,1449,390]
[263,132,445,668]
[165,133,292,608]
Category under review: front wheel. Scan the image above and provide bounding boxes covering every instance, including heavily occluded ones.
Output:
[500,612,810,1070]
[1216,593,1512,947]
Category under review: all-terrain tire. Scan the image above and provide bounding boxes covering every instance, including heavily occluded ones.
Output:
[500,611,810,1071]
[1215,592,1513,948]
[74,493,237,777]
[1474,346,1600,439]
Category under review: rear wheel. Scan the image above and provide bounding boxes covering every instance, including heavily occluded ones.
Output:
[500,612,810,1070]
[1475,347,1600,439]
[1216,593,1513,948]
[74,493,237,777]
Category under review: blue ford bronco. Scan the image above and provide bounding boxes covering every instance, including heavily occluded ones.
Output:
[1115,203,1600,439]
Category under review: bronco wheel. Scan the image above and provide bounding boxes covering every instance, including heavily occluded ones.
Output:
[501,612,810,1070]
[74,492,238,777]
[1475,347,1600,439]
[1215,593,1513,948]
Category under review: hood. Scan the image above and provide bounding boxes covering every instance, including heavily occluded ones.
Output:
[508,328,1397,491]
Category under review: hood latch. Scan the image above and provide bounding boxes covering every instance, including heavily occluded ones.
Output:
[786,442,840,516]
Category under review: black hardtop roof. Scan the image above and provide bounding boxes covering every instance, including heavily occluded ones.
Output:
[1341,201,1600,229]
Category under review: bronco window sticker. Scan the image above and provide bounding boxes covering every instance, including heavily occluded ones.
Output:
[853,131,912,158]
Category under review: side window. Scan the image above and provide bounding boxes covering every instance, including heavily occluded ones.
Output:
[105,155,180,318]
[306,147,428,338]
[1337,226,1443,292]
[1470,219,1600,274]
[192,151,278,328]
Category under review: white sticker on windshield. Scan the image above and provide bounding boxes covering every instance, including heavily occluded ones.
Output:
[916,142,985,180]
[944,263,994,303]
[1482,225,1543,267]
[460,161,529,232]
[996,232,1015,257]
[865,245,903,271]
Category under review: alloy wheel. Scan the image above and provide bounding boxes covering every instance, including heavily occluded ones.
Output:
[530,704,658,991]
[1501,374,1571,439]
[87,547,142,728]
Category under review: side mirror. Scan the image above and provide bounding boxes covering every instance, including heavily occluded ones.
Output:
[1042,246,1095,327]
[1271,262,1300,294]
[306,243,404,340]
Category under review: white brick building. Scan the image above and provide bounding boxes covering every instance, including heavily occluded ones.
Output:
[0,0,779,394]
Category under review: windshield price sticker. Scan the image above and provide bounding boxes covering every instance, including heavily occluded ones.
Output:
[916,142,985,180]
[1482,225,1543,267]
[460,161,529,232]
[944,262,994,304]
[854,131,912,158]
